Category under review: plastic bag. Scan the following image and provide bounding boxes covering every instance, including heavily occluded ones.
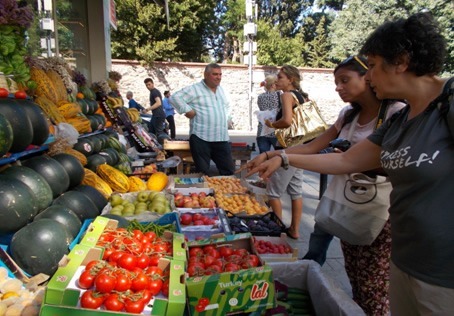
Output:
[54,123,79,146]
[255,110,277,136]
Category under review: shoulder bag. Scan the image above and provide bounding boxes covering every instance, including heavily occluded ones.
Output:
[314,105,392,245]
[275,92,328,148]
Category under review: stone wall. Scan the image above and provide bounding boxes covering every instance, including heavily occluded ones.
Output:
[112,60,344,132]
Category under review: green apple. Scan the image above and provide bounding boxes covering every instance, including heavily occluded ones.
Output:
[123,202,135,214]
[110,205,124,214]
[110,194,124,207]
[137,191,150,202]
[148,190,160,201]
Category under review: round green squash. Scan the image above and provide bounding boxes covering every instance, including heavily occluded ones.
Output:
[52,153,84,189]
[10,219,70,276]
[34,205,82,238]
[0,98,33,152]
[17,99,50,146]
[86,154,107,172]
[73,137,95,156]
[52,190,100,221]
[1,165,53,213]
[73,184,108,213]
[22,155,70,198]
[0,113,13,157]
[0,176,37,234]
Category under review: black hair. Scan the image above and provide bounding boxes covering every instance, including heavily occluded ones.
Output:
[144,78,154,84]
[335,56,370,125]
[360,12,446,76]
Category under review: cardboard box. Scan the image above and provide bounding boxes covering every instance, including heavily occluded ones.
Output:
[185,233,275,315]
[42,244,186,316]
[252,234,298,263]
[227,211,286,236]
[77,216,186,262]
[178,208,232,241]
[269,261,365,316]
[168,173,207,188]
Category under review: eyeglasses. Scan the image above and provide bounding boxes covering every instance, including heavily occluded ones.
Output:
[339,56,369,70]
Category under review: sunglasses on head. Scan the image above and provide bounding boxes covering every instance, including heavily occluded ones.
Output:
[339,56,368,70]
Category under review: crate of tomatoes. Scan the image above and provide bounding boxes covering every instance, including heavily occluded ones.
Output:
[185,233,276,315]
[41,243,186,316]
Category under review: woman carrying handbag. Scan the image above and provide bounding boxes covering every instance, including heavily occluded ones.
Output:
[244,56,405,314]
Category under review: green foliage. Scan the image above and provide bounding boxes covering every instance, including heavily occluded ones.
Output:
[304,16,336,68]
[329,0,453,73]
[256,20,305,66]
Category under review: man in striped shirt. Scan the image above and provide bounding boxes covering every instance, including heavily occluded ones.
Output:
[170,63,235,175]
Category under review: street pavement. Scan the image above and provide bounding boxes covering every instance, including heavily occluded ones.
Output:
[175,130,353,297]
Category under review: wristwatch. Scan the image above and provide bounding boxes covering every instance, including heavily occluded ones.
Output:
[280,150,289,170]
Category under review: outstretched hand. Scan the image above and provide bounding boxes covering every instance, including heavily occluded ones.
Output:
[236,153,282,181]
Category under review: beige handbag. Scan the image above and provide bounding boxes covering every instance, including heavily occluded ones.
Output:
[275,93,328,148]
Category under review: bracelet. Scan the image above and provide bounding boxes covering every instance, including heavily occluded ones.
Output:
[265,152,269,160]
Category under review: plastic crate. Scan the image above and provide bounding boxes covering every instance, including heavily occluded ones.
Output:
[226,211,287,236]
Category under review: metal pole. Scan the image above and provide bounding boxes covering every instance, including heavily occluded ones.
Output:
[249,36,253,131]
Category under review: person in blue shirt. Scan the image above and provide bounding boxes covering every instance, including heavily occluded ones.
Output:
[163,90,176,139]
[126,91,145,112]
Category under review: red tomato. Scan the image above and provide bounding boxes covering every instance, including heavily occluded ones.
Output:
[205,264,222,275]
[14,90,27,99]
[114,273,132,292]
[80,290,105,309]
[202,245,216,253]
[0,88,9,98]
[102,247,114,260]
[104,293,124,311]
[205,248,220,259]
[95,273,117,293]
[192,213,203,221]
[144,231,157,242]
[148,277,163,296]
[153,242,169,254]
[189,247,204,258]
[85,260,105,272]
[224,262,240,272]
[195,303,206,312]
[117,253,138,271]
[199,297,210,307]
[132,229,144,241]
[218,246,233,258]
[124,298,146,314]
[147,266,163,277]
[161,279,170,297]
[131,272,150,292]
[149,254,162,267]
[136,254,151,269]
[180,213,193,225]
[203,255,216,267]
[233,248,249,257]
[78,270,96,289]
[187,262,205,277]
[108,250,125,263]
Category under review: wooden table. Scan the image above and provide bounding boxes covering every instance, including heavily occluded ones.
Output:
[164,140,254,174]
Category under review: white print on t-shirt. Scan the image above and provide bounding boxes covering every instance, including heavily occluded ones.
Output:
[382,146,440,169]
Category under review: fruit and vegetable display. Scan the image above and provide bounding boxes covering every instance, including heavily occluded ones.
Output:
[73,227,174,313]
[173,191,216,208]
[216,192,269,215]
[228,212,286,236]
[203,176,248,194]
[106,190,173,217]
[0,267,44,316]
[186,244,260,277]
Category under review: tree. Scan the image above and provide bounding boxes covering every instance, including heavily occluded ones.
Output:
[256,20,305,66]
[304,15,336,68]
[329,0,453,73]
[111,0,219,64]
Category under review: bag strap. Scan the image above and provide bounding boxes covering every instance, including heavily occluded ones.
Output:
[375,101,389,130]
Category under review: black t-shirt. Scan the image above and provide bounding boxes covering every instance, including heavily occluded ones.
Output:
[149,88,165,118]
